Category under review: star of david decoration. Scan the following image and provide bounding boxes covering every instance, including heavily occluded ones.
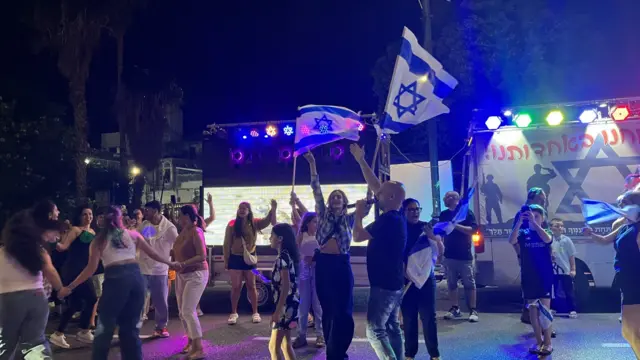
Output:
[552,135,640,214]
[393,81,427,118]
[313,115,333,134]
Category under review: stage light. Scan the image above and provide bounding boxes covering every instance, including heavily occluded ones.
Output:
[230,149,244,164]
[599,103,608,108]
[611,105,631,121]
[283,125,294,136]
[503,110,513,117]
[279,148,292,161]
[250,129,259,137]
[300,125,311,136]
[485,116,502,130]
[264,134,269,138]
[357,122,365,131]
[242,135,247,139]
[84,158,91,165]
[266,125,277,137]
[514,114,532,128]
[579,109,598,123]
[330,145,345,160]
[130,166,141,176]
[546,111,564,126]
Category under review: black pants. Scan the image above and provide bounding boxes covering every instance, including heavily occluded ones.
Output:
[315,253,354,360]
[552,274,576,313]
[93,263,145,360]
[401,276,440,358]
[57,280,97,332]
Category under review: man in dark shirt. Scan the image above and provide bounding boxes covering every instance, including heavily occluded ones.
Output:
[440,191,479,323]
[351,144,407,360]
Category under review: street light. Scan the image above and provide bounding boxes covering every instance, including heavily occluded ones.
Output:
[84,158,90,165]
[130,166,141,176]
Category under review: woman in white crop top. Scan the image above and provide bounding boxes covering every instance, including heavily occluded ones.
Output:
[60,206,177,360]
[0,209,66,359]
[292,212,324,348]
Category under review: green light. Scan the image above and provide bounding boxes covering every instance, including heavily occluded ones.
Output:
[546,111,564,126]
[514,114,532,128]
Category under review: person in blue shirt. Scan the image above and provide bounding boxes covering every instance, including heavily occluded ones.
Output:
[509,204,554,356]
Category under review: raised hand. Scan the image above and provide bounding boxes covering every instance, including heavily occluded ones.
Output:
[303,151,315,164]
[349,143,365,162]
[290,192,298,206]
[206,193,213,204]
[582,226,593,236]
[271,199,278,210]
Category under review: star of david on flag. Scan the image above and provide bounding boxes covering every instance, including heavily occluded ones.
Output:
[380,27,458,134]
[294,105,361,156]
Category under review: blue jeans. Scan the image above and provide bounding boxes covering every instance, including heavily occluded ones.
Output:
[143,275,169,329]
[366,287,404,360]
[297,262,323,337]
[93,263,145,360]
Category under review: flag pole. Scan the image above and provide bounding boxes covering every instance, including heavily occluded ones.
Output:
[371,136,381,173]
[291,155,298,192]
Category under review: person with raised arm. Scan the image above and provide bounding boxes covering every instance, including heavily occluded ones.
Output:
[350,143,408,360]
[302,149,370,360]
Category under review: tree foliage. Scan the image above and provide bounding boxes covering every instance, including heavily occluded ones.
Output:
[0,99,75,225]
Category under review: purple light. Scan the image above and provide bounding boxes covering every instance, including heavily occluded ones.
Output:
[330,145,344,160]
[279,148,293,161]
[230,149,244,164]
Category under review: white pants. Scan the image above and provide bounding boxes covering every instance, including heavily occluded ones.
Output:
[176,270,208,339]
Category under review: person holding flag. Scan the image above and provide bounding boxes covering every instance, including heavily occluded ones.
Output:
[295,104,367,360]
[401,198,443,360]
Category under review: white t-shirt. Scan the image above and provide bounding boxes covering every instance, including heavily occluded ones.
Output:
[299,232,319,257]
[551,234,576,275]
[137,216,178,276]
[0,248,43,294]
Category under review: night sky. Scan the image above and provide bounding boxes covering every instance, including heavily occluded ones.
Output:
[1,0,639,147]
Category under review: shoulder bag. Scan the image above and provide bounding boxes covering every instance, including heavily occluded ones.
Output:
[241,237,258,266]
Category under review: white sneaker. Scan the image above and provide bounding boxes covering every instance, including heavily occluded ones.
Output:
[252,313,262,323]
[228,313,239,325]
[569,311,578,319]
[49,333,71,349]
[76,330,94,344]
[469,310,479,322]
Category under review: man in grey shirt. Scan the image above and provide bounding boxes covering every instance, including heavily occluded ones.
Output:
[550,218,577,318]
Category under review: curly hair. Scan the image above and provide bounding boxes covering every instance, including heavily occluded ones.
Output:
[1,210,64,276]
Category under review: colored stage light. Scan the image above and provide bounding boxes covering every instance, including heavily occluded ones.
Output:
[579,109,598,123]
[250,129,259,137]
[266,125,278,137]
[230,149,244,164]
[283,125,294,136]
[485,116,502,130]
[514,114,532,128]
[546,111,564,126]
[503,110,513,117]
[242,135,247,139]
[357,122,365,131]
[611,105,631,121]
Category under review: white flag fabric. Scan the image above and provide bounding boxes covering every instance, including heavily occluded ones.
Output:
[380,27,458,134]
[294,105,361,157]
[581,199,640,225]
[405,234,439,289]
[433,187,475,236]
[526,299,554,330]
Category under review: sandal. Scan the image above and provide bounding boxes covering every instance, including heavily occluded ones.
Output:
[539,345,553,356]
[528,344,542,354]
[181,344,192,354]
[187,351,205,360]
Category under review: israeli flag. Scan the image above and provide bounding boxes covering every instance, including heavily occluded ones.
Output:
[581,199,640,225]
[433,187,475,236]
[380,27,458,134]
[294,105,361,157]
[405,234,438,290]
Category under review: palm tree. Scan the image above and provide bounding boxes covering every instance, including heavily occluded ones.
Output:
[33,1,108,201]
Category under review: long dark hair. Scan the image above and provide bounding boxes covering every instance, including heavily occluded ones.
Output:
[73,205,93,227]
[299,212,317,235]
[33,199,56,222]
[272,223,300,270]
[1,210,64,276]
[188,204,206,231]
[96,206,127,249]
[233,202,256,238]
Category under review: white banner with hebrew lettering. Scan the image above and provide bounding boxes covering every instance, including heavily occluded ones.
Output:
[473,121,640,238]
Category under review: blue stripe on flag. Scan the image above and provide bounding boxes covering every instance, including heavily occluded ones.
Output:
[299,105,360,121]
[399,39,455,99]
[294,133,344,156]
[408,235,431,255]
[379,113,414,133]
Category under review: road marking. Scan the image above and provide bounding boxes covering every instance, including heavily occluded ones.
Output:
[601,343,630,348]
[252,337,425,344]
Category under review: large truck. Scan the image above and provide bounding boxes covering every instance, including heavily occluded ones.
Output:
[469,98,640,308]
[200,120,453,310]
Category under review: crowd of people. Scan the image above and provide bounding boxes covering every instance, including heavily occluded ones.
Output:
[1,147,639,360]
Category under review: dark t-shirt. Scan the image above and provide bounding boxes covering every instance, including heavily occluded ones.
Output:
[440,208,477,261]
[366,210,407,291]
[518,228,553,284]
[404,221,427,264]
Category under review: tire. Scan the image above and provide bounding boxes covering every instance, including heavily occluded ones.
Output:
[241,276,275,312]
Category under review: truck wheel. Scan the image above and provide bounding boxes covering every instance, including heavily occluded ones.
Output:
[241,278,275,312]
[574,260,593,312]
